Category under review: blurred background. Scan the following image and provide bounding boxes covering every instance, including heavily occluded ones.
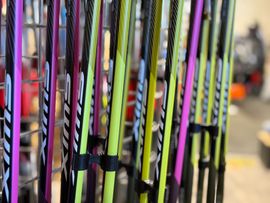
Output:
[226,0,270,202]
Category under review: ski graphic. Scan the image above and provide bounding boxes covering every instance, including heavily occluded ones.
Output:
[169,0,204,202]
[152,0,184,202]
[60,0,80,202]
[2,0,23,202]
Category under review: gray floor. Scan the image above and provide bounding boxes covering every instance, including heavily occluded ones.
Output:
[225,97,270,203]
[229,97,270,154]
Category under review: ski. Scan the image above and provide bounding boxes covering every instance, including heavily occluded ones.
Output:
[67,0,101,202]
[169,0,204,202]
[183,1,211,202]
[197,1,219,202]
[60,0,80,202]
[216,3,235,202]
[2,0,23,202]
[102,0,132,202]
[113,1,136,201]
[138,0,163,202]
[106,0,120,145]
[152,0,184,202]
[117,0,137,160]
[206,0,235,202]
[127,0,154,201]
[86,2,103,202]
[0,0,3,138]
[39,0,60,201]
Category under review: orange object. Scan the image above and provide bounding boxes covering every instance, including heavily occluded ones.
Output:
[231,83,246,101]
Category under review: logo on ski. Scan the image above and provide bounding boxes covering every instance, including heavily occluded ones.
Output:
[62,72,71,180]
[139,78,148,172]
[3,73,12,202]
[212,58,223,125]
[72,72,84,184]
[133,60,145,142]
[89,78,95,136]
[155,80,167,180]
[106,59,114,135]
[41,62,50,165]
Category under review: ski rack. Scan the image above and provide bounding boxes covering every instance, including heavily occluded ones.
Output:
[188,122,220,169]
[0,0,169,201]
[0,0,66,201]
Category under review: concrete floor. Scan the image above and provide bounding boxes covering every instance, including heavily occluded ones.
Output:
[224,97,270,203]
[229,97,270,154]
[225,154,270,203]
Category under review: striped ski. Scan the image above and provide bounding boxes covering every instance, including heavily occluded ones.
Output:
[206,0,235,202]
[127,0,154,201]
[169,0,204,202]
[138,0,163,202]
[2,0,23,202]
[183,1,211,202]
[152,0,184,202]
[60,0,80,202]
[216,2,236,202]
[102,0,132,202]
[196,1,219,202]
[86,2,103,202]
[67,0,101,202]
[39,0,60,202]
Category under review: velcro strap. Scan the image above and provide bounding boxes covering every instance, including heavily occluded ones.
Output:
[189,123,203,133]
[135,179,153,194]
[88,135,106,149]
[101,154,118,171]
[189,123,219,138]
[198,159,209,169]
[219,162,226,173]
[72,153,118,172]
[205,125,219,138]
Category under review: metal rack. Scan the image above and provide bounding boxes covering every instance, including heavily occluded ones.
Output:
[0,0,66,201]
[0,0,177,202]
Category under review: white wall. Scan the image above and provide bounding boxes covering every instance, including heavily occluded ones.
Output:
[235,0,270,43]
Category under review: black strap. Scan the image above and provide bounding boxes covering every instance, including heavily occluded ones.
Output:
[135,179,153,194]
[189,123,203,133]
[205,125,219,138]
[189,123,219,138]
[72,153,118,172]
[88,135,106,149]
[198,159,209,169]
[101,154,118,171]
[219,161,226,173]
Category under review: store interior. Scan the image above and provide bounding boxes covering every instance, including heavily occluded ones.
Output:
[0,0,270,202]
